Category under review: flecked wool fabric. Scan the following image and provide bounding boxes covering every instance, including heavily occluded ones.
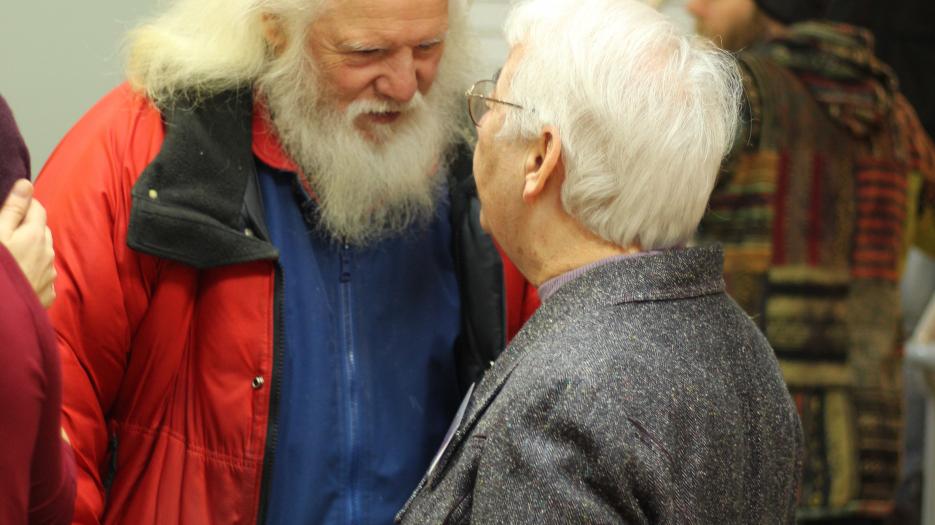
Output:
[397,245,804,524]
[0,95,30,203]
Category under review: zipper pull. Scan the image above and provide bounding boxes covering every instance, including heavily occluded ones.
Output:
[340,242,351,283]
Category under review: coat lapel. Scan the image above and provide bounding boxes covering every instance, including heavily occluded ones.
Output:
[422,246,727,490]
[395,330,534,522]
[426,337,529,489]
[423,291,571,489]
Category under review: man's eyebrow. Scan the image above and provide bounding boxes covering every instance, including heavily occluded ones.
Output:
[418,33,447,46]
[338,41,385,52]
[338,32,447,53]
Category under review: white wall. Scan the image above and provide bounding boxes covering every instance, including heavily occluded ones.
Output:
[658,0,694,34]
[0,2,157,175]
[469,0,514,78]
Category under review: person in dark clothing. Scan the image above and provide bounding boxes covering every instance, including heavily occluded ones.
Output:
[0,95,74,524]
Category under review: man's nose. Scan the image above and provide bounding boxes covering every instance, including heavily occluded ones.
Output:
[375,49,419,103]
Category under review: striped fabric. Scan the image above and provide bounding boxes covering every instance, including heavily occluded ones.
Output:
[699,21,935,520]
[853,161,907,281]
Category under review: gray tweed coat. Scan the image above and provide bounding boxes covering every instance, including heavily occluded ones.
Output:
[396,245,803,524]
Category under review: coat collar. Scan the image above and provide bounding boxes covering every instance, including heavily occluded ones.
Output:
[421,245,725,488]
[546,244,726,308]
[127,88,280,269]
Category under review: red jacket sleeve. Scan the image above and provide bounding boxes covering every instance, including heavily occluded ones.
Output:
[34,85,164,525]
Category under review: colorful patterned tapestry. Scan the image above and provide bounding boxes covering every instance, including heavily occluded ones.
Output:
[699,22,935,520]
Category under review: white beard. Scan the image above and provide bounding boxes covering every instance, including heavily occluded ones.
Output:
[256,36,474,246]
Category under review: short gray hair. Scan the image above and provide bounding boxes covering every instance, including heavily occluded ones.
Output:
[502,0,742,250]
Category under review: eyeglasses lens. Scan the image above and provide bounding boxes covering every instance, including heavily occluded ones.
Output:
[469,80,495,126]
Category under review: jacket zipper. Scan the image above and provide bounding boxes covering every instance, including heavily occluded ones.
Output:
[256,263,285,524]
[339,242,360,524]
[103,430,119,502]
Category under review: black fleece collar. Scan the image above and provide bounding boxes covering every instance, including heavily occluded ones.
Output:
[127,88,279,269]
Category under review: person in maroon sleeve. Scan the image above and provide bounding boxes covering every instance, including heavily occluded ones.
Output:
[0,96,31,204]
[0,93,74,525]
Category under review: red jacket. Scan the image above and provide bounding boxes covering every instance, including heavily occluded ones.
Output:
[35,84,538,525]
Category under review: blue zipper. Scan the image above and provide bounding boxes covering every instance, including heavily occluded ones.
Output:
[339,242,360,524]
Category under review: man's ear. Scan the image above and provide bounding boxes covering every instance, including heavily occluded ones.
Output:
[522,125,562,202]
[261,13,287,56]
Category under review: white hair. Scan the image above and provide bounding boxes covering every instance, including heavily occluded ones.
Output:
[255,0,476,245]
[126,0,473,105]
[126,0,479,246]
[502,0,742,250]
[126,0,324,105]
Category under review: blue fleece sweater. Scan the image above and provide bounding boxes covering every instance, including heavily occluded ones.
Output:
[257,160,462,525]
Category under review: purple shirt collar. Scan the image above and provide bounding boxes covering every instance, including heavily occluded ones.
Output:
[537,250,658,302]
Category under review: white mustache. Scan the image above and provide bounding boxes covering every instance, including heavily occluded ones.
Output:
[345,92,427,122]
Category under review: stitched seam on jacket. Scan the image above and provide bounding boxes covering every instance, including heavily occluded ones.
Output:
[120,421,260,468]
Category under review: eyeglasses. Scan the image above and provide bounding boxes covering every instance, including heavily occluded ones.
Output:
[465,79,525,127]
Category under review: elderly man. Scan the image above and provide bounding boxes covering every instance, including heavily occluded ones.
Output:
[33,0,537,523]
[688,0,935,518]
[396,0,803,522]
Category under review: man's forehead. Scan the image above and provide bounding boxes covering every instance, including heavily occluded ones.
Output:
[319,0,450,34]
[314,0,449,50]
[335,25,449,48]
[335,0,448,16]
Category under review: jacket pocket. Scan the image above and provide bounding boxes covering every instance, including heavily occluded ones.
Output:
[441,435,487,525]
[444,489,473,525]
